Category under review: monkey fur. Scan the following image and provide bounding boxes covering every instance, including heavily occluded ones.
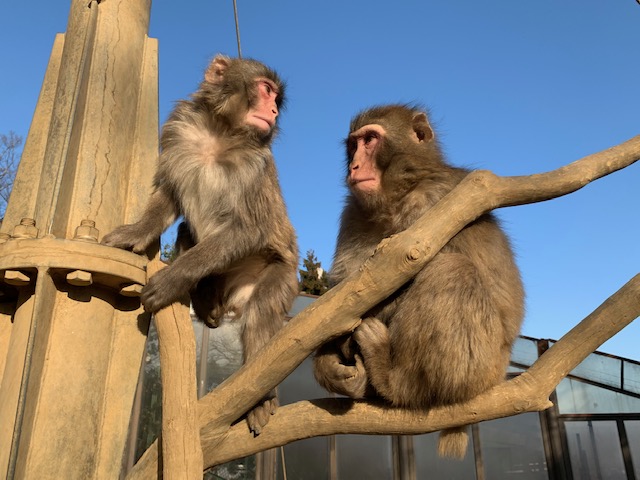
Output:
[102,55,299,434]
[313,104,524,458]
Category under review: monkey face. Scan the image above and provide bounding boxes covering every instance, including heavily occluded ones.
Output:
[344,105,441,209]
[244,78,281,133]
[346,124,386,195]
[201,55,285,141]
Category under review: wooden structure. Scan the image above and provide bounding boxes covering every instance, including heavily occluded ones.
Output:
[0,0,157,477]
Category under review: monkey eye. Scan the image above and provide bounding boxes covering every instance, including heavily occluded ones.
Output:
[346,138,357,156]
[259,80,277,98]
[363,132,377,144]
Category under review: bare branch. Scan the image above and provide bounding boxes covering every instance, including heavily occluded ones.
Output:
[0,131,23,216]
[203,272,640,465]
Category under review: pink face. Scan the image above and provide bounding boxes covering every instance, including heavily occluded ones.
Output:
[346,124,386,194]
[245,78,280,132]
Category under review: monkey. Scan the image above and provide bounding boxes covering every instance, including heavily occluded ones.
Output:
[313,104,524,458]
[102,54,299,435]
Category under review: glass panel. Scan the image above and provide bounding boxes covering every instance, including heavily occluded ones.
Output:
[624,420,640,480]
[133,319,162,461]
[205,318,244,392]
[623,361,640,395]
[414,432,476,479]
[565,421,626,479]
[570,353,622,389]
[288,294,318,318]
[511,337,539,367]
[275,354,331,478]
[277,438,330,480]
[337,435,393,479]
[205,456,255,479]
[479,413,548,479]
[279,356,327,404]
[556,378,640,414]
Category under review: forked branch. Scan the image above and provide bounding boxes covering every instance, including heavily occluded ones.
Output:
[127,134,640,479]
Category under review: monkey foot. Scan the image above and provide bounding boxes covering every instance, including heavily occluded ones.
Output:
[247,396,279,435]
[324,356,369,398]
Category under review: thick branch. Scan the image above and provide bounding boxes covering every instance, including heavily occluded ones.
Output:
[128,134,640,478]
[147,259,203,480]
[203,273,640,464]
[527,273,640,391]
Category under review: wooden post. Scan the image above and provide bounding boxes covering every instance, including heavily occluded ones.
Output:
[0,0,158,478]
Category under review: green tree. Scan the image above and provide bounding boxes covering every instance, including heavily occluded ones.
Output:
[161,243,178,263]
[299,249,329,295]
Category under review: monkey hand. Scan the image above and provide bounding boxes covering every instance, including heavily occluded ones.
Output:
[101,224,155,254]
[140,267,190,313]
[247,391,279,435]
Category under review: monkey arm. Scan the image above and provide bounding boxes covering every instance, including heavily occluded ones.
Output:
[102,186,179,253]
[352,317,393,397]
[140,224,268,313]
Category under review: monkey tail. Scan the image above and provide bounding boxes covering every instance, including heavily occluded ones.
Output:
[438,426,469,459]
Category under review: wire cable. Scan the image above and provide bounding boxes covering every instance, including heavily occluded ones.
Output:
[232,0,242,58]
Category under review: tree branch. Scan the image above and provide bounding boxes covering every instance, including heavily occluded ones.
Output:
[127,134,640,479]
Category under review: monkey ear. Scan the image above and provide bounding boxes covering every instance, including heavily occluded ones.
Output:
[412,112,434,143]
[204,54,231,84]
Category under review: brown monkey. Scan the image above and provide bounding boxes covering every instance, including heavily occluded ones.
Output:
[102,55,299,434]
[313,105,524,458]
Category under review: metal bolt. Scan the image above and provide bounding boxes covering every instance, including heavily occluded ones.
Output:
[12,218,38,239]
[74,219,99,243]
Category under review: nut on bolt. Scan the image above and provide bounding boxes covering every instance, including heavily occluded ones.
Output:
[12,218,38,239]
[74,220,99,243]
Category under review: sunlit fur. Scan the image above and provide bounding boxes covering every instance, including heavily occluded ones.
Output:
[314,104,524,458]
[102,55,298,435]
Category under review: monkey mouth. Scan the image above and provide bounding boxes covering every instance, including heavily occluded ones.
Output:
[248,115,274,131]
[350,178,378,191]
[351,177,376,185]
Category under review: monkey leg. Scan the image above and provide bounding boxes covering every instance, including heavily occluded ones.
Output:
[354,298,473,460]
[358,254,511,406]
[189,276,226,327]
[357,253,514,457]
[352,317,392,395]
[174,221,196,254]
[239,258,298,435]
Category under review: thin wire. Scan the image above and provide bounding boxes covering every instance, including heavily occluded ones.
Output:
[232,0,242,58]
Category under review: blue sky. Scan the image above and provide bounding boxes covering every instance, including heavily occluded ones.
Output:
[1,1,638,361]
